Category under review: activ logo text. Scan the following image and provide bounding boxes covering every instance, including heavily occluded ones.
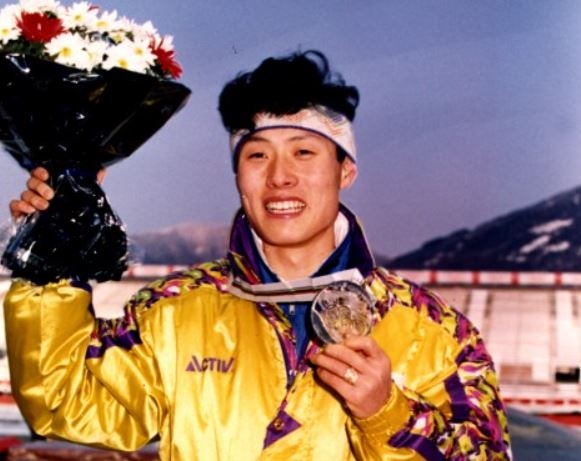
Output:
[186,355,235,373]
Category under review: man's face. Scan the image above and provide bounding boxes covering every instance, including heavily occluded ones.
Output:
[236,127,357,257]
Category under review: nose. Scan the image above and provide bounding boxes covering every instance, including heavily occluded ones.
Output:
[266,155,297,188]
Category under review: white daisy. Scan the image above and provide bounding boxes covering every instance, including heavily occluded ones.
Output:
[133,19,157,41]
[108,18,130,44]
[19,0,60,14]
[0,4,23,21]
[45,32,90,69]
[61,1,98,30]
[154,34,175,52]
[84,39,108,71]
[0,16,19,44]
[102,40,151,74]
[128,38,156,66]
[89,9,118,35]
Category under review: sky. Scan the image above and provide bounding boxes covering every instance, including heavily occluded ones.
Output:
[0,0,580,258]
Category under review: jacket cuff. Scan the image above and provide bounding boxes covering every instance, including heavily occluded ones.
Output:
[352,383,411,443]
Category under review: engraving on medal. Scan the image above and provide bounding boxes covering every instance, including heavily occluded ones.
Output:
[310,281,374,344]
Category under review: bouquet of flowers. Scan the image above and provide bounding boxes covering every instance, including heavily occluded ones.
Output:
[0,0,191,284]
[0,0,183,78]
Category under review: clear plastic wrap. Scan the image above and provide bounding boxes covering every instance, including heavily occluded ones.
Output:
[0,53,191,284]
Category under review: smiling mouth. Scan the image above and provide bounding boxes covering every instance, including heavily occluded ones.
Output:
[265,200,306,214]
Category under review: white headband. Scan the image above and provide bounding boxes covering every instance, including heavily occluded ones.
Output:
[229,105,356,165]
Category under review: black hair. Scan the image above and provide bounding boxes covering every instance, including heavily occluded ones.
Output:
[218,49,359,134]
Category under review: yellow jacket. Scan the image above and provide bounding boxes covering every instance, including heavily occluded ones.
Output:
[4,262,511,460]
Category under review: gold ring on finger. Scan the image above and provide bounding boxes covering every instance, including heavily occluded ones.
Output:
[343,367,358,385]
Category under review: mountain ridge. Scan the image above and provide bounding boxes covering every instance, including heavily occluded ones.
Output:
[387,184,581,271]
[130,184,581,271]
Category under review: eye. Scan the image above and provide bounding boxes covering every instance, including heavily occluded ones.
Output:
[297,149,314,157]
[244,151,266,160]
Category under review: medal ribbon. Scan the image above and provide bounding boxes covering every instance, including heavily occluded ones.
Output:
[227,268,369,303]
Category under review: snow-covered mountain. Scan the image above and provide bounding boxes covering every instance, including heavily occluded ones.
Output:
[388,185,581,271]
[130,222,230,265]
[130,221,392,266]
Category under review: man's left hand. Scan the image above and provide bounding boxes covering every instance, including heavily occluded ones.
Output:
[310,336,392,419]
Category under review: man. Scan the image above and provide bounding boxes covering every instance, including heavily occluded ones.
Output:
[5,50,512,460]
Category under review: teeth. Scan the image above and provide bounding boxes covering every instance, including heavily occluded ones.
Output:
[266,200,305,213]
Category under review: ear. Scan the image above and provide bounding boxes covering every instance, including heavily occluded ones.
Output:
[235,175,248,205]
[339,159,358,190]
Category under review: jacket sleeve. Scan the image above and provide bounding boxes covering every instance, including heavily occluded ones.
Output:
[345,278,512,460]
[3,279,167,451]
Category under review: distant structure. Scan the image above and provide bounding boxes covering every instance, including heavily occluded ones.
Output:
[396,268,581,425]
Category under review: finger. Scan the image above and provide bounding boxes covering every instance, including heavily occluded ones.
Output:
[314,364,359,396]
[310,349,360,389]
[26,176,54,201]
[31,166,50,182]
[310,348,346,375]
[20,190,50,211]
[96,168,107,184]
[9,199,35,219]
[342,337,393,383]
[342,335,384,358]
[310,348,369,398]
[316,341,369,372]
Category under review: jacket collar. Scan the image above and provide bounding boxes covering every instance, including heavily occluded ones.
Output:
[227,203,375,291]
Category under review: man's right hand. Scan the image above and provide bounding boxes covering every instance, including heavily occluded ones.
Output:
[8,167,107,219]
[9,167,54,219]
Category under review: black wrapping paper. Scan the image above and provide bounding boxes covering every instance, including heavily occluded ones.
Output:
[0,53,191,284]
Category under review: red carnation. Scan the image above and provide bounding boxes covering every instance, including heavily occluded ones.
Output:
[151,42,183,79]
[17,12,64,44]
